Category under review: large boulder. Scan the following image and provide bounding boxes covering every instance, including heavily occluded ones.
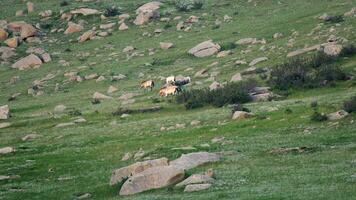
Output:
[160,42,174,50]
[0,47,16,61]
[249,57,268,66]
[209,81,223,91]
[184,183,212,192]
[4,37,18,48]
[110,157,168,186]
[230,73,242,82]
[134,2,162,25]
[344,8,356,17]
[323,43,343,56]
[176,174,214,187]
[7,21,27,32]
[0,105,10,120]
[232,111,253,120]
[236,38,265,45]
[170,152,220,170]
[0,147,15,155]
[136,2,162,14]
[70,8,100,16]
[119,23,129,31]
[27,2,34,13]
[20,24,37,39]
[327,110,349,121]
[92,92,112,100]
[134,10,157,25]
[64,22,83,35]
[0,28,8,41]
[7,22,37,39]
[78,30,96,43]
[287,44,321,57]
[11,54,43,70]
[100,23,116,30]
[188,41,221,57]
[119,166,184,195]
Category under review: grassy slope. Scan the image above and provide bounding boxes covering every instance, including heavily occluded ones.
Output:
[0,0,356,199]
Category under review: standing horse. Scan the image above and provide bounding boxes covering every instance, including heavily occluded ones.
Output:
[140,80,155,91]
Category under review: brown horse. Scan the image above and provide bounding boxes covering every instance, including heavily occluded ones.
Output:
[140,80,155,91]
[159,86,180,97]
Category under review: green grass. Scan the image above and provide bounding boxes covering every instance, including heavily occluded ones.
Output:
[1,0,356,199]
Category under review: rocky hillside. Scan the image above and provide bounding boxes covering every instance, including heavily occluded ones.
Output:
[0,0,356,199]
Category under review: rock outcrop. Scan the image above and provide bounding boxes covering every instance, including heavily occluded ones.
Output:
[188,40,221,57]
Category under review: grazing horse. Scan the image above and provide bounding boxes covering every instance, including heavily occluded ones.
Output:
[159,86,180,97]
[140,80,155,91]
[166,76,175,85]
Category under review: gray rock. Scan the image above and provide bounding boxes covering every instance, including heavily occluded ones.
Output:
[327,110,349,121]
[232,111,254,120]
[0,105,10,120]
[188,40,221,57]
[22,134,41,141]
[110,157,168,186]
[0,147,15,155]
[249,57,268,66]
[120,166,184,195]
[176,174,214,187]
[184,183,212,192]
[170,152,220,170]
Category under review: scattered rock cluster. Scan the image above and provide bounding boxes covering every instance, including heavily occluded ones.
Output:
[110,152,220,195]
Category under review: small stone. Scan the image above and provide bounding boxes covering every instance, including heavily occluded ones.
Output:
[121,152,132,161]
[232,111,254,120]
[119,23,129,31]
[184,184,212,192]
[22,134,41,141]
[0,147,15,155]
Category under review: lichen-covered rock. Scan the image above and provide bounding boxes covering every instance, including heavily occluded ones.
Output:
[188,40,221,57]
[170,152,220,170]
[232,111,254,120]
[119,166,184,195]
[110,157,168,186]
[0,105,10,120]
[78,30,96,43]
[327,110,349,121]
[184,183,212,192]
[0,147,15,155]
[0,28,8,41]
[11,54,42,70]
[323,43,343,56]
[64,22,83,35]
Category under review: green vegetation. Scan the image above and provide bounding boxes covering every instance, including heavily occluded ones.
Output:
[176,80,255,109]
[269,53,348,90]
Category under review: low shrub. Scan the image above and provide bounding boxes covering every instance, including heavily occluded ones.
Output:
[176,80,256,109]
[310,101,318,108]
[343,96,356,113]
[112,106,162,116]
[325,15,344,23]
[231,104,250,113]
[285,108,293,114]
[175,0,192,11]
[311,111,327,122]
[104,6,121,17]
[91,99,101,105]
[175,0,204,11]
[220,42,236,51]
[192,0,204,10]
[340,44,356,56]
[269,52,347,90]
[60,1,69,7]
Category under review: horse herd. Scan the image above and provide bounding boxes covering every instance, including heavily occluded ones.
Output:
[140,76,191,97]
